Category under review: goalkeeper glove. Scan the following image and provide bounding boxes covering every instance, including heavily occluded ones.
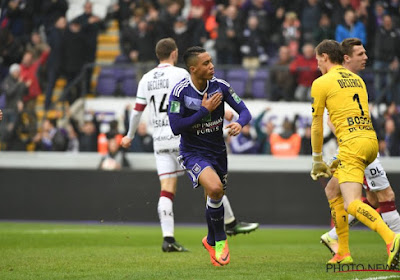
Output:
[328,156,339,173]
[310,153,332,181]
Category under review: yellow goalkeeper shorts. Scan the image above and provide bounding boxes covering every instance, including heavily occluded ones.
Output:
[334,137,378,184]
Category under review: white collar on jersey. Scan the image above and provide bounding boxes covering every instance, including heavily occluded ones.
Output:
[189,76,209,96]
[157,63,172,68]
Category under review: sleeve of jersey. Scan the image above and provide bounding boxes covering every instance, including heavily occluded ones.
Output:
[310,79,327,154]
[168,90,209,135]
[223,84,252,127]
[126,79,147,139]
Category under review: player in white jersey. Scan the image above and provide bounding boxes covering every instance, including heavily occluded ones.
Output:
[121,38,258,252]
[320,38,400,256]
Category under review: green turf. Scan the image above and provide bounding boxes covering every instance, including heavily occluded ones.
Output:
[0,222,399,280]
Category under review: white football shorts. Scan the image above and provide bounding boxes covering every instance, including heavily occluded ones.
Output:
[154,149,185,180]
[363,157,390,192]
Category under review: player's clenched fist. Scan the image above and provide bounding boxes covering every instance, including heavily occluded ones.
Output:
[310,153,331,180]
[121,135,133,148]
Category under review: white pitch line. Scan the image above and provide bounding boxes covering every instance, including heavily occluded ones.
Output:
[352,275,400,280]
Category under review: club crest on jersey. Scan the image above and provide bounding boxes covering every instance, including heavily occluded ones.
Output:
[169,101,180,113]
[229,87,241,104]
[192,163,201,174]
[153,71,165,79]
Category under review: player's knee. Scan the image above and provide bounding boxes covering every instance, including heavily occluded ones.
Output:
[207,183,224,200]
[325,178,340,200]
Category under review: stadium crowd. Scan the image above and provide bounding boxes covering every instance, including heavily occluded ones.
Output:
[0,0,400,156]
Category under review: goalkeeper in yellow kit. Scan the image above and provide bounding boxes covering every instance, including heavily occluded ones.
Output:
[310,39,400,269]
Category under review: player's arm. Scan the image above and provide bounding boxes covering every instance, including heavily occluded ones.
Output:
[121,79,147,148]
[223,85,252,136]
[168,90,221,135]
[310,79,331,180]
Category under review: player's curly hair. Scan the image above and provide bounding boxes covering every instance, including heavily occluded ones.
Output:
[315,40,344,65]
[183,46,206,71]
[155,38,177,61]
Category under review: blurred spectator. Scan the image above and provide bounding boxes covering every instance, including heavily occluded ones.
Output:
[215,5,241,65]
[33,118,69,151]
[44,16,67,110]
[60,20,89,105]
[130,122,154,153]
[240,15,268,75]
[384,117,400,156]
[229,124,259,154]
[300,124,312,155]
[1,63,29,124]
[335,8,367,45]
[69,113,100,152]
[74,1,103,94]
[4,102,37,151]
[173,17,193,64]
[239,0,275,40]
[387,0,400,26]
[187,6,208,47]
[269,118,301,157]
[41,0,68,35]
[374,1,386,28]
[98,137,131,170]
[331,0,352,27]
[4,0,35,42]
[313,13,335,45]
[373,14,400,105]
[121,19,157,63]
[300,0,321,44]
[0,28,25,81]
[191,0,215,23]
[20,48,50,105]
[26,31,49,60]
[289,43,319,101]
[157,1,182,39]
[280,11,301,57]
[111,0,135,31]
[254,108,274,154]
[25,30,49,91]
[66,123,79,152]
[269,45,294,101]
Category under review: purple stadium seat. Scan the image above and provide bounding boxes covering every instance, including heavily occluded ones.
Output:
[114,54,130,64]
[96,68,118,96]
[214,69,226,80]
[0,93,6,109]
[119,68,137,96]
[251,69,269,99]
[226,69,249,97]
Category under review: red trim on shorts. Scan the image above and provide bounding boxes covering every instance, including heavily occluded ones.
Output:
[134,103,146,111]
[160,190,174,201]
[363,176,370,191]
[379,201,397,213]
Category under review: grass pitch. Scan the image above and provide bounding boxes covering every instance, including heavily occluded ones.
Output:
[0,222,398,280]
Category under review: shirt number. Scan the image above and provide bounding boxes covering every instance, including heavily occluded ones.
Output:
[150,93,168,115]
[353,93,364,116]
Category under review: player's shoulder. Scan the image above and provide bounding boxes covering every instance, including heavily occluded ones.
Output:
[211,76,230,88]
[171,76,190,98]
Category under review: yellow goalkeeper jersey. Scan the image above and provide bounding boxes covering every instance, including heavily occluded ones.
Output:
[311,65,376,144]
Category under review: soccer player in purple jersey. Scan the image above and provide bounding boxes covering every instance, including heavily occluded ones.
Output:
[168,46,251,266]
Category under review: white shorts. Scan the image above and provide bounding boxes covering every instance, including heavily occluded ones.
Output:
[363,157,390,192]
[154,149,185,180]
